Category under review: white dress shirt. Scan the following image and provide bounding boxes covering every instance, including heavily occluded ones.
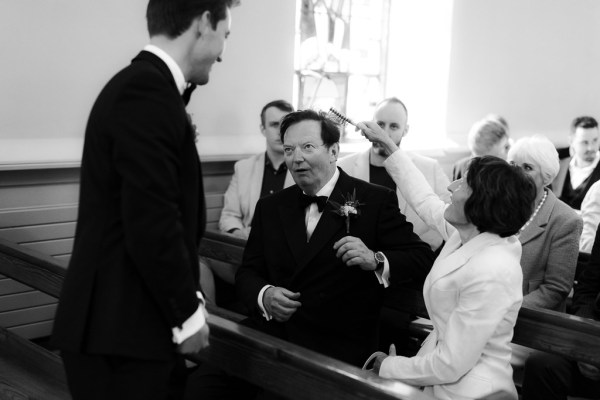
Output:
[570,151,600,189]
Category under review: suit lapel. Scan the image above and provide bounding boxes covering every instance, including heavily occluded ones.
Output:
[279,187,309,266]
[427,232,503,286]
[299,190,346,268]
[296,169,352,270]
[584,161,600,193]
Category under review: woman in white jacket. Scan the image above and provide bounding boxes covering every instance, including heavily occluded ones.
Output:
[358,121,537,400]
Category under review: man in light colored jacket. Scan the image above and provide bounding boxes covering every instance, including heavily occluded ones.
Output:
[338,97,450,251]
[219,99,295,238]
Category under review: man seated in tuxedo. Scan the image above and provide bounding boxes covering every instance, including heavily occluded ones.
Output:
[553,116,600,210]
[235,109,435,367]
[522,224,600,400]
[200,100,294,304]
[338,97,450,251]
[184,110,434,400]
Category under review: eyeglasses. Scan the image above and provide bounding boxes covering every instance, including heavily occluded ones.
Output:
[283,143,327,156]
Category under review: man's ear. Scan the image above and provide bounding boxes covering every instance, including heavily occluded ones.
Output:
[403,124,410,138]
[260,124,266,137]
[197,10,213,35]
[330,143,340,162]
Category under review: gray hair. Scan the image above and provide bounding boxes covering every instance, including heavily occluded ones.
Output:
[507,135,560,186]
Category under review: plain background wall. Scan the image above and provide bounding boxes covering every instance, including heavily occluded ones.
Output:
[0,0,295,159]
[2,0,600,161]
[446,0,600,147]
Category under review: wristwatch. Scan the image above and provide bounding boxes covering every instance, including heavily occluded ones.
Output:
[374,251,385,270]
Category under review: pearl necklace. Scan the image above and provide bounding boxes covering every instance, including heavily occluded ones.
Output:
[517,190,548,236]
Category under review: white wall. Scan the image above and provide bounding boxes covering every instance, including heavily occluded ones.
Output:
[446,0,600,147]
[0,0,296,160]
[3,0,600,163]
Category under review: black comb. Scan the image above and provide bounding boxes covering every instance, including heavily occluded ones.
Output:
[328,107,357,127]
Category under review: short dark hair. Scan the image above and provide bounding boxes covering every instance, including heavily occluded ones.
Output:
[147,0,235,38]
[464,156,536,237]
[571,116,598,134]
[280,109,340,147]
[260,100,294,126]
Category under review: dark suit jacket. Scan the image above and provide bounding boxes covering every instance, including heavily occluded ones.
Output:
[52,51,205,361]
[572,224,600,320]
[553,156,600,210]
[235,168,435,366]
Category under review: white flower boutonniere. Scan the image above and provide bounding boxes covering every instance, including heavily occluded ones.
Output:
[329,188,364,234]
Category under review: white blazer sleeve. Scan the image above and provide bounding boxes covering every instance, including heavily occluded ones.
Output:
[383,150,455,241]
[432,160,451,204]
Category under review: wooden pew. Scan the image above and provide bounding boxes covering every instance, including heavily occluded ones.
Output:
[0,237,450,400]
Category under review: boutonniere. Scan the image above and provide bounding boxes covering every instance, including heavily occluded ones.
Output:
[186,112,199,143]
[329,188,364,234]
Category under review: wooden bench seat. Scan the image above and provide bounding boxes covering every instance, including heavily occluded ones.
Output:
[0,325,70,400]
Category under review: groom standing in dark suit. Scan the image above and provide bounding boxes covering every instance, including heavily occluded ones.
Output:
[52,1,235,399]
[235,110,435,367]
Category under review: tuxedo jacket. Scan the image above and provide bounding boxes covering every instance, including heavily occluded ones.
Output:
[338,149,450,250]
[235,168,435,367]
[52,51,205,361]
[219,152,294,237]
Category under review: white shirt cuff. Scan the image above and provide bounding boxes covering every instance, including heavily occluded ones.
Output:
[171,291,206,344]
[374,255,390,288]
[258,284,274,320]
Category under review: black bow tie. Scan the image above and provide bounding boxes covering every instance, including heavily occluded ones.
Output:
[299,193,328,212]
[182,83,197,105]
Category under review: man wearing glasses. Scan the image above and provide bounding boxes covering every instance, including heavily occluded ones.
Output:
[235,109,434,367]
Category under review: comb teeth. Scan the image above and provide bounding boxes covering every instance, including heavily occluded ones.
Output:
[328,107,357,127]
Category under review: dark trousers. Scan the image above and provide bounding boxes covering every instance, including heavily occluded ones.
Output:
[62,350,187,400]
[522,352,600,400]
[184,363,260,400]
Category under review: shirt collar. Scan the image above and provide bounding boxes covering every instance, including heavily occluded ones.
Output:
[264,152,287,172]
[143,44,187,95]
[314,167,340,198]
